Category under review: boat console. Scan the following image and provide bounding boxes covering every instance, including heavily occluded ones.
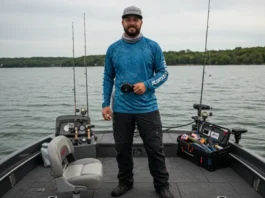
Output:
[55,110,97,159]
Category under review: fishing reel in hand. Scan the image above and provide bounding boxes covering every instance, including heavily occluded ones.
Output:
[121,83,134,93]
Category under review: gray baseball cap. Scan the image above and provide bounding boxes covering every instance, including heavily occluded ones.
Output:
[122,6,142,19]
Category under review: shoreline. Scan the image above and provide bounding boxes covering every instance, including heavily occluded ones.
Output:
[1,64,265,68]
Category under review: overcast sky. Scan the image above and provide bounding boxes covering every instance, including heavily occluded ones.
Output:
[0,0,265,58]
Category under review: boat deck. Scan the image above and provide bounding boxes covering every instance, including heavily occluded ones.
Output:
[3,156,262,198]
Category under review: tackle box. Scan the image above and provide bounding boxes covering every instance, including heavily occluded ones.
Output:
[177,121,231,171]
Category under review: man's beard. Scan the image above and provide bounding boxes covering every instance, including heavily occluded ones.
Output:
[124,26,141,37]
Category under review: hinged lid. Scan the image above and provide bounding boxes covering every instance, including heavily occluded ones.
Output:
[199,121,231,147]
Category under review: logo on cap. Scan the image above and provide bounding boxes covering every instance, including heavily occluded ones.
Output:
[125,8,140,14]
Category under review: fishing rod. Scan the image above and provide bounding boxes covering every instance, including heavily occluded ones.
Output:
[72,22,77,122]
[164,0,212,132]
[83,13,92,144]
[72,22,79,145]
[162,1,212,133]
[198,0,211,118]
[84,13,89,122]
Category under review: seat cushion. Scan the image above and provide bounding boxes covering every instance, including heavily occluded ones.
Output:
[63,158,103,189]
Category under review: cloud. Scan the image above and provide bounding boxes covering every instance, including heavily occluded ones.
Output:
[0,0,265,57]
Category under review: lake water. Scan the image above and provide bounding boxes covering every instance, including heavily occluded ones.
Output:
[0,66,264,159]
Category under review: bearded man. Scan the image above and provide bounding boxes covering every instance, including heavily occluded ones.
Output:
[102,6,173,198]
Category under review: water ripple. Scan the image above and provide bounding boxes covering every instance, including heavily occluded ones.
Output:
[26,103,71,107]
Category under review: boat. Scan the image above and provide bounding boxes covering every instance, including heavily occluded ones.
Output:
[0,105,264,198]
[1,2,264,198]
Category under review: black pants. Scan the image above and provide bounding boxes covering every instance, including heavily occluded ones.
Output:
[113,110,169,190]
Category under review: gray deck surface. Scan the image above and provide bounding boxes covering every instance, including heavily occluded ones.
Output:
[98,132,179,144]
[3,156,262,198]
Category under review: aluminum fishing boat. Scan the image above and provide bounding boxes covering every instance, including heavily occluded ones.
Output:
[0,107,264,198]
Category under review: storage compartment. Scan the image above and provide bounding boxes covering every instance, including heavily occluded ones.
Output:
[177,121,231,171]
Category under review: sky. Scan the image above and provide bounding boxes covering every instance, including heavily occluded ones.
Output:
[0,0,265,58]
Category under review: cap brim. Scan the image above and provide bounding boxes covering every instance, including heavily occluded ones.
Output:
[122,14,142,19]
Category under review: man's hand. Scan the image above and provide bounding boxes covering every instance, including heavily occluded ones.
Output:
[102,106,112,120]
[133,82,146,95]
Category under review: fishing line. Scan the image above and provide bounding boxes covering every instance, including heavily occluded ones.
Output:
[162,121,195,132]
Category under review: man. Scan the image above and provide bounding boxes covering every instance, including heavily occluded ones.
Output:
[102,6,173,198]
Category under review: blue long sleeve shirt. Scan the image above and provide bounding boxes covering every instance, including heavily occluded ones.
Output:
[102,36,168,113]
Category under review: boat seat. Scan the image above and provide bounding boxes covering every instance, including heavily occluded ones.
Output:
[48,135,103,198]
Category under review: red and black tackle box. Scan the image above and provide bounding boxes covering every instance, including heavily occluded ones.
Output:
[177,121,231,171]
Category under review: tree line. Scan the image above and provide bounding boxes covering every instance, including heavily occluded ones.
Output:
[164,46,265,65]
[0,46,264,68]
